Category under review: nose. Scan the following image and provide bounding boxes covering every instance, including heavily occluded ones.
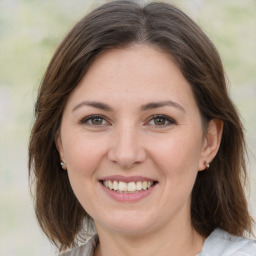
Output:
[107,125,147,169]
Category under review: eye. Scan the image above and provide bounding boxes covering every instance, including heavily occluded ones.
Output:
[80,115,108,126]
[147,115,176,127]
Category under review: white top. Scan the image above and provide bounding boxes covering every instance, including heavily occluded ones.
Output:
[60,228,256,256]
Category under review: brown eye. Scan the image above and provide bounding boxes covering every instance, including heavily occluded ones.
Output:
[80,115,108,126]
[91,117,104,125]
[147,115,176,127]
[154,117,166,125]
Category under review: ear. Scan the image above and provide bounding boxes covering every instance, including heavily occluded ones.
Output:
[198,119,223,171]
[55,131,66,164]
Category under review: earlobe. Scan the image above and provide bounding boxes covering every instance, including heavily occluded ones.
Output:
[198,119,223,171]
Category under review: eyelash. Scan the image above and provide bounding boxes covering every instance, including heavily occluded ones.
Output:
[79,114,176,128]
[146,115,176,127]
[79,114,109,127]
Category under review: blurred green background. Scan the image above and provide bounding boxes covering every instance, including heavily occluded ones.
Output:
[0,0,255,255]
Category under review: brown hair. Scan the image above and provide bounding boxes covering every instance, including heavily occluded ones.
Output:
[29,0,253,251]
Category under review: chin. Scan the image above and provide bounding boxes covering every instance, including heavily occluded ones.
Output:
[108,223,153,235]
[96,211,157,235]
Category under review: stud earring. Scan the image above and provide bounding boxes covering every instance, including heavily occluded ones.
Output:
[60,161,67,169]
[205,161,210,169]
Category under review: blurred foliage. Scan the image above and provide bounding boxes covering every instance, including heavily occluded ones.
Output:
[0,0,255,255]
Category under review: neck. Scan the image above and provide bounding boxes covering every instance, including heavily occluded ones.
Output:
[94,219,204,256]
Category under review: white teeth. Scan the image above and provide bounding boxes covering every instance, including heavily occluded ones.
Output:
[127,182,136,192]
[142,181,148,190]
[136,181,143,191]
[119,181,127,192]
[108,180,113,190]
[113,180,118,191]
[103,180,154,193]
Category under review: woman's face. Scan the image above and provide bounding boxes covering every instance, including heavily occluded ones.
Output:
[57,45,211,236]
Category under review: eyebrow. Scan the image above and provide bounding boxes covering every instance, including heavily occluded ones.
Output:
[72,100,185,112]
[72,101,113,112]
[140,101,185,112]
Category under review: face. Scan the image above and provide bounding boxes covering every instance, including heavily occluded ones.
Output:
[57,45,211,236]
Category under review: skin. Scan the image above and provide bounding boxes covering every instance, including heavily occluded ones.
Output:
[57,44,223,256]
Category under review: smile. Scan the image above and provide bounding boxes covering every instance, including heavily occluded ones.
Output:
[102,180,155,193]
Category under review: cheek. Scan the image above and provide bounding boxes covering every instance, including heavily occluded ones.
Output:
[62,137,105,212]
[151,135,202,209]
[63,133,106,178]
[149,133,203,178]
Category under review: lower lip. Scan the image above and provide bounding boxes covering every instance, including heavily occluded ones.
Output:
[100,182,157,202]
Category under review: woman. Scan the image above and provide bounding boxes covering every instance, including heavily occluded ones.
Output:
[29,1,256,255]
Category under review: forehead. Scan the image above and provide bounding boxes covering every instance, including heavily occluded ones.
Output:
[65,44,197,112]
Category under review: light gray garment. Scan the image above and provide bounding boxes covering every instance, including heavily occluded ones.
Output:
[59,235,98,256]
[197,228,256,255]
[60,229,256,256]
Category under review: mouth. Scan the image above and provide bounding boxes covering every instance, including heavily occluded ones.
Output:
[100,179,158,193]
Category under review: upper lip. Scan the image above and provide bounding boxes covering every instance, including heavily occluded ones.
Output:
[100,175,157,183]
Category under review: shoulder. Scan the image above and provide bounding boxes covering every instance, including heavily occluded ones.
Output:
[199,228,256,256]
[59,235,98,256]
